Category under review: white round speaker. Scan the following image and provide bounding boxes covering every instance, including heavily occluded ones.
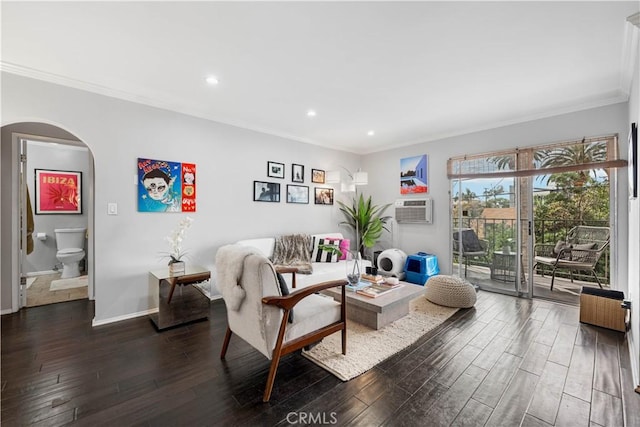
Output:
[377,249,407,277]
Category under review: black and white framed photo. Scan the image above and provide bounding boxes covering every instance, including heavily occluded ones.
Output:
[267,161,285,179]
[311,169,325,184]
[314,187,334,205]
[254,181,280,202]
[287,184,309,204]
[292,163,304,183]
[629,122,638,199]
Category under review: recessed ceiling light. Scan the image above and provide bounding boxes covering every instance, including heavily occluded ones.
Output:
[367,130,375,136]
[206,76,219,85]
[307,110,317,117]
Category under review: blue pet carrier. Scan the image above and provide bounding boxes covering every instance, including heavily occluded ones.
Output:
[404,252,439,285]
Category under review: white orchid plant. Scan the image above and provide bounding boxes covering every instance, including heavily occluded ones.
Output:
[165,216,194,264]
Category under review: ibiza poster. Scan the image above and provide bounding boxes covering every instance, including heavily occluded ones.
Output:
[400,155,428,194]
[137,158,197,212]
[34,169,82,214]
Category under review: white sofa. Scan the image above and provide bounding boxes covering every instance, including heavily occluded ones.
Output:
[236,232,371,289]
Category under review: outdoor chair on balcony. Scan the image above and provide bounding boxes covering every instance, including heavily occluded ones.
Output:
[533,225,610,291]
[452,228,490,276]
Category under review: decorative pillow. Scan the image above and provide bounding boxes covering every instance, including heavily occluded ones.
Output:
[573,242,597,250]
[571,243,597,262]
[324,237,350,260]
[276,272,293,323]
[553,240,571,256]
[338,239,350,260]
[311,237,340,263]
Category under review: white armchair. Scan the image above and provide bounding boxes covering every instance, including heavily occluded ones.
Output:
[215,244,348,402]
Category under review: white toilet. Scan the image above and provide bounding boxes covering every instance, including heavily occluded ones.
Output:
[54,228,86,279]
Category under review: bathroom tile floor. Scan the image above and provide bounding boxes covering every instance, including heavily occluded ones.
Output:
[25,272,88,307]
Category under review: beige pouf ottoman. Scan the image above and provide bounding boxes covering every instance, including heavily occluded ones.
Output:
[425,275,477,308]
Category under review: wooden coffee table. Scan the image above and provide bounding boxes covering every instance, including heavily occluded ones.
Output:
[322,282,425,330]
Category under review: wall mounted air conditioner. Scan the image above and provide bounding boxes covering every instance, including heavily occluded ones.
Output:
[394,198,433,224]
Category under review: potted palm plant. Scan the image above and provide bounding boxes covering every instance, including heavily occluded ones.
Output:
[337,193,392,258]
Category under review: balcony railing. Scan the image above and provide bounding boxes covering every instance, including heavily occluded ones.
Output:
[453,217,610,285]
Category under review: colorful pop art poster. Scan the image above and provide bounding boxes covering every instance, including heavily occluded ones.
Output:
[181,163,196,212]
[400,155,428,194]
[137,158,197,212]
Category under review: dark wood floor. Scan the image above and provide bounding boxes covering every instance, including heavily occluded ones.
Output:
[2,291,639,426]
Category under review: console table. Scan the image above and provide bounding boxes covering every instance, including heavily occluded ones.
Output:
[148,265,211,330]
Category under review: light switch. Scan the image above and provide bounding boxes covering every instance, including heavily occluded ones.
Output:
[107,203,118,215]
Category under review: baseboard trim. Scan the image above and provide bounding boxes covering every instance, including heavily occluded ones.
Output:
[25,270,57,277]
[628,331,640,388]
[90,295,221,326]
[92,308,158,327]
[1,308,16,315]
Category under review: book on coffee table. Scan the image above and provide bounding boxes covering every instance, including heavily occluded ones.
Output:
[356,284,395,298]
[361,274,385,284]
[346,281,371,292]
[377,281,404,289]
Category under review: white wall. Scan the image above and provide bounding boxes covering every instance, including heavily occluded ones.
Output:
[626,24,640,387]
[362,103,630,289]
[25,142,90,273]
[1,72,361,323]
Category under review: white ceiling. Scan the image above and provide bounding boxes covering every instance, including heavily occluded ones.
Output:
[2,1,638,153]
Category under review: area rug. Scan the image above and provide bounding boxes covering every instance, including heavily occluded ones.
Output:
[50,275,88,291]
[302,297,458,381]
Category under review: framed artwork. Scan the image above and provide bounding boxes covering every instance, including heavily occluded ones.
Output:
[629,122,638,199]
[292,163,304,183]
[267,161,285,179]
[34,169,82,214]
[254,181,281,202]
[314,187,334,205]
[180,162,197,212]
[312,169,325,183]
[400,154,428,194]
[137,158,196,212]
[287,184,309,204]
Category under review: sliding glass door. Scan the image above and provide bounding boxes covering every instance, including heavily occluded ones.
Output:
[449,135,620,302]
[450,163,531,297]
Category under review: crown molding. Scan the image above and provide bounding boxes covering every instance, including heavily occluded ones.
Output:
[363,93,629,155]
[620,14,640,97]
[0,61,343,151]
[1,59,634,157]
[0,61,172,109]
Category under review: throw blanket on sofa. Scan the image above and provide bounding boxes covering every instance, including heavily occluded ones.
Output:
[272,234,313,274]
[216,244,261,311]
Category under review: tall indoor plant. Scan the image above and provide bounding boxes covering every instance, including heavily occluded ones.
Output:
[337,193,392,258]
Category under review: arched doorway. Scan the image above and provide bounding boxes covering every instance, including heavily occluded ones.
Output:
[1,122,95,313]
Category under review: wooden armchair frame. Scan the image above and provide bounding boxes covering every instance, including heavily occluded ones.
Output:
[220,269,347,402]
